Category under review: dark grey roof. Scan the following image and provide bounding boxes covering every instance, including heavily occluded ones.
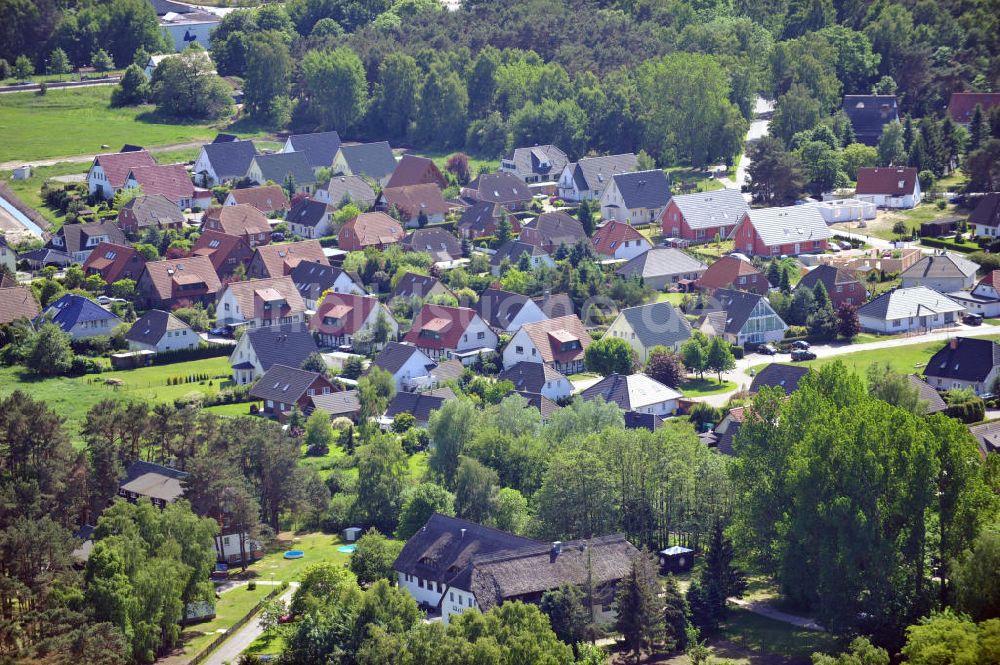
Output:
[579,373,680,411]
[797,264,861,293]
[384,387,456,423]
[842,95,899,145]
[611,170,671,210]
[515,391,561,420]
[372,341,431,375]
[53,221,126,255]
[392,513,541,586]
[707,288,768,335]
[150,0,192,15]
[617,301,692,349]
[749,363,810,395]
[201,140,257,181]
[245,329,319,372]
[616,248,707,280]
[907,374,947,414]
[286,198,328,228]
[968,420,1000,458]
[404,228,462,262]
[668,188,748,231]
[457,201,502,233]
[124,309,190,345]
[901,253,979,280]
[969,193,1000,229]
[924,337,1000,383]
[430,359,464,384]
[253,152,315,186]
[19,248,73,267]
[533,293,575,318]
[503,145,568,181]
[326,175,376,207]
[523,211,587,248]
[855,287,965,321]
[500,361,567,394]
[311,389,360,417]
[469,172,532,205]
[624,411,663,431]
[571,154,639,192]
[286,131,341,169]
[120,460,187,502]
[289,260,362,302]
[212,133,239,143]
[491,240,548,266]
[339,142,397,181]
[391,272,450,299]
[123,460,187,484]
[121,194,186,228]
[475,288,531,330]
[249,363,325,403]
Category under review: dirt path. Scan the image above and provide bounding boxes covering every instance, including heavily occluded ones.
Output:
[0,140,215,171]
[728,597,826,631]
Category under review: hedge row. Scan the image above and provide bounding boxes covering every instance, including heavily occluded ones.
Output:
[919,237,979,254]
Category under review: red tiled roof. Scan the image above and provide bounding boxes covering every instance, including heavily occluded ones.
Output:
[0,286,40,324]
[591,220,648,256]
[251,240,326,278]
[402,304,480,350]
[380,183,452,219]
[227,185,289,213]
[978,270,1000,289]
[947,92,1000,124]
[520,315,593,364]
[127,164,194,203]
[191,229,253,273]
[93,150,156,188]
[310,292,380,336]
[855,167,918,196]
[697,255,764,291]
[141,255,222,302]
[221,276,306,320]
[202,204,271,237]
[385,154,447,189]
[339,212,404,249]
[82,242,146,284]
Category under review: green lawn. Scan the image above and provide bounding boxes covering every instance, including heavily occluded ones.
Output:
[719,607,840,660]
[1,70,126,86]
[0,160,91,227]
[242,532,356,585]
[664,166,725,193]
[567,371,600,381]
[657,292,687,305]
[681,377,737,397]
[0,86,263,163]
[418,151,500,179]
[177,583,276,658]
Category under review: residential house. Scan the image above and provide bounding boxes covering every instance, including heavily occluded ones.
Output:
[533,293,575,319]
[249,364,335,419]
[796,264,867,308]
[247,240,327,279]
[660,188,749,242]
[319,175,377,209]
[310,292,397,349]
[900,253,979,292]
[500,145,568,184]
[696,255,768,295]
[332,142,398,186]
[600,170,671,225]
[490,241,554,276]
[730,206,831,257]
[40,294,123,339]
[625,411,664,432]
[201,204,271,247]
[499,361,572,401]
[810,198,877,224]
[386,154,447,189]
[124,164,210,210]
[117,460,187,509]
[517,391,562,422]
[371,342,439,393]
[908,375,948,413]
[229,328,319,384]
[191,229,254,279]
[402,304,497,363]
[855,286,965,333]
[224,185,289,216]
[289,260,365,309]
[842,95,900,146]
[246,152,316,195]
[0,286,39,325]
[855,167,922,209]
[216,276,308,330]
[137,255,222,309]
[18,248,73,270]
[749,363,810,395]
[475,287,549,333]
[404,228,463,263]
[698,288,788,347]
[969,193,1000,238]
[461,172,533,211]
[967,420,1000,459]
[519,211,588,254]
[947,92,1000,126]
[378,184,451,227]
[391,272,453,301]
[701,407,745,456]
[282,131,342,172]
[159,10,220,51]
[557,154,638,202]
[310,390,362,422]
[286,198,332,239]
[924,337,1000,395]
[117,194,186,235]
[383,387,456,427]
[964,271,1000,318]
[338,212,404,251]
[87,149,156,199]
[0,236,15,273]
[82,242,146,285]
[580,373,682,417]
[457,201,515,239]
[502,315,593,374]
[48,221,126,263]
[193,140,257,187]
[591,220,652,260]
[615,247,707,292]
[125,309,197,352]
[604,301,692,362]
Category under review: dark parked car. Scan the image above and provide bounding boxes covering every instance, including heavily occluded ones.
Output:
[758,344,778,356]
[791,349,817,361]
[964,313,983,326]
[792,340,811,350]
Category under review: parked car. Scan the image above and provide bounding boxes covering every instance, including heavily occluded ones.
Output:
[838,241,852,250]
[791,349,817,361]
[963,313,983,326]
[792,340,811,350]
[271,231,285,242]
[758,344,778,356]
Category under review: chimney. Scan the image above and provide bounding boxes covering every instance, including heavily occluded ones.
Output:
[950,337,958,350]
[550,541,562,562]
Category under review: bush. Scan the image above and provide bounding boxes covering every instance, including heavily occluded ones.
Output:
[247,581,256,590]
[322,493,356,532]
[70,355,103,375]
[920,237,978,254]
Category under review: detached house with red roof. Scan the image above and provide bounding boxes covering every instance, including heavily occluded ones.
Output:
[796,264,866,309]
[402,304,498,363]
[696,255,768,295]
[249,364,337,420]
[216,276,308,330]
[947,92,1000,126]
[247,240,327,279]
[82,242,146,285]
[191,229,254,279]
[201,204,271,247]
[660,188,749,242]
[87,149,156,199]
[377,184,452,227]
[591,220,652,260]
[124,164,210,210]
[224,185,289,215]
[137,255,222,309]
[730,206,831,257]
[310,292,398,350]
[338,212,404,251]
[855,167,922,209]
[385,154,447,189]
[502,315,593,375]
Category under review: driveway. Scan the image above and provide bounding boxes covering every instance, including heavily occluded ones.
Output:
[727,96,773,193]
[201,582,298,665]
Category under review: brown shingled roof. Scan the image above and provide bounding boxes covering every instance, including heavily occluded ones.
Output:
[82,242,146,284]
[221,276,306,320]
[227,185,289,214]
[126,164,194,203]
[519,315,593,364]
[380,183,452,220]
[855,167,918,196]
[250,240,326,278]
[385,154,447,189]
[141,255,222,302]
[0,286,40,324]
[202,204,270,237]
[402,304,481,350]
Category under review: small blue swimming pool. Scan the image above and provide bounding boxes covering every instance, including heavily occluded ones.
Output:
[336,544,356,554]
[283,550,304,559]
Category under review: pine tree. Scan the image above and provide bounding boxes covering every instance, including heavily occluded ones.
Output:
[969,104,988,152]
[697,521,746,630]
[615,553,663,661]
[496,212,513,245]
[811,280,830,310]
[662,575,690,652]
[779,267,791,294]
[766,261,781,288]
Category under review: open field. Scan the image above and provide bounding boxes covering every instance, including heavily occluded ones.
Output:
[657,292,687,305]
[0,161,89,227]
[242,532,356,585]
[833,201,966,242]
[0,86,264,163]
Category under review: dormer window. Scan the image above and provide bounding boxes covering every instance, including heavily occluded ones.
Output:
[323,316,340,326]
[419,329,441,340]
[560,340,581,352]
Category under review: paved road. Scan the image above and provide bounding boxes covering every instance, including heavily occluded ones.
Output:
[202,583,297,665]
[729,597,826,631]
[727,96,773,193]
[830,228,900,251]
[0,77,120,95]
